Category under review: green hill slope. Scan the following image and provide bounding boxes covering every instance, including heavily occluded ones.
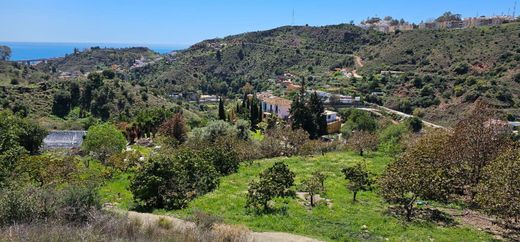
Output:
[161,151,493,242]
[140,22,520,124]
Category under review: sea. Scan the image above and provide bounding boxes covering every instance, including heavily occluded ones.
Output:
[0,41,189,61]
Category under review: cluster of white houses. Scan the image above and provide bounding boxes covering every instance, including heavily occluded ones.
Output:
[360,15,516,33]
[257,92,342,134]
[419,15,515,30]
[310,90,361,105]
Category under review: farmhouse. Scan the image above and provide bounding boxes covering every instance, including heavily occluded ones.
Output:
[258,92,292,120]
[324,110,341,134]
[199,95,218,103]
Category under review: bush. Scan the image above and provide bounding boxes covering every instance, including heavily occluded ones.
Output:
[190,120,238,143]
[130,148,219,209]
[405,117,423,133]
[0,185,100,226]
[246,162,295,213]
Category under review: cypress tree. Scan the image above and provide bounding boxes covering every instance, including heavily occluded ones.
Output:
[308,91,327,138]
[290,79,311,131]
[218,97,226,120]
[250,97,259,129]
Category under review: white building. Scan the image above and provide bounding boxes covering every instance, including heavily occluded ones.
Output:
[258,93,292,120]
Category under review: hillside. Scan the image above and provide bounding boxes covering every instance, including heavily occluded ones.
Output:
[37,47,161,74]
[139,22,520,125]
[100,151,494,242]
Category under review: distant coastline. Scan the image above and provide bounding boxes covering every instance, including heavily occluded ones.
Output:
[0,41,189,61]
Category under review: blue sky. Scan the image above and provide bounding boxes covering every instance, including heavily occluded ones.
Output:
[0,0,516,45]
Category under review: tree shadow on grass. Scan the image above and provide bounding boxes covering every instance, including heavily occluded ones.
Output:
[386,206,457,227]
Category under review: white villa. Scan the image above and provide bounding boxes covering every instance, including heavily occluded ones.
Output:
[258,92,292,120]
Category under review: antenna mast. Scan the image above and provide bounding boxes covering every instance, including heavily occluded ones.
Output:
[513,0,517,18]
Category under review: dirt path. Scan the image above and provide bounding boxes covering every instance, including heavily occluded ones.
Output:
[354,55,364,68]
[441,208,518,241]
[118,209,323,242]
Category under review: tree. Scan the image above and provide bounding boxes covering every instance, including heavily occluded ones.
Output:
[82,123,127,163]
[130,148,219,209]
[218,97,226,120]
[436,11,462,22]
[0,46,11,61]
[290,80,309,130]
[17,154,79,187]
[201,136,241,175]
[406,117,423,133]
[339,109,377,137]
[190,120,238,143]
[17,118,48,155]
[0,111,47,187]
[348,131,378,156]
[102,69,115,79]
[70,82,81,108]
[301,172,326,207]
[216,50,222,62]
[308,91,327,139]
[342,162,372,202]
[52,90,72,118]
[450,101,512,200]
[159,113,188,144]
[246,162,295,212]
[135,108,172,138]
[476,147,520,222]
[235,119,251,141]
[249,95,261,129]
[378,131,453,221]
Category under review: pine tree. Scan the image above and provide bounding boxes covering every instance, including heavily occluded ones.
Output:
[218,97,226,120]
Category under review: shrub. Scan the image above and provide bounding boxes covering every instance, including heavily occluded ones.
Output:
[190,120,238,143]
[130,148,219,209]
[405,116,423,133]
[60,185,101,223]
[246,162,295,213]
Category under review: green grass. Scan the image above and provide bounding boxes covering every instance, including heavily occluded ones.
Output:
[99,172,134,209]
[159,151,494,242]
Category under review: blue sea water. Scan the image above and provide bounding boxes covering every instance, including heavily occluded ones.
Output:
[0,42,189,61]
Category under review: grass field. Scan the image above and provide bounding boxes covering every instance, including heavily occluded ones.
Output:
[158,151,494,242]
[98,150,494,241]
